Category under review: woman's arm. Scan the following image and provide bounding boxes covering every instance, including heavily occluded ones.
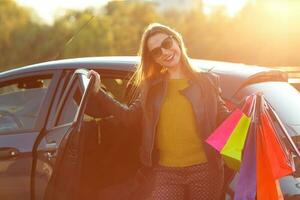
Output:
[205,72,231,125]
[216,91,231,125]
[92,88,142,127]
[86,70,142,127]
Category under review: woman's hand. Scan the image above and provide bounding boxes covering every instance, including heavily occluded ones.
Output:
[87,70,101,94]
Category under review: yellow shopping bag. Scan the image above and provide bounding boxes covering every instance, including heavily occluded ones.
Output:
[220,113,251,170]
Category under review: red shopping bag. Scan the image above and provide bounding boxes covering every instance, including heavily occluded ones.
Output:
[256,126,284,200]
[260,113,293,179]
[266,100,300,158]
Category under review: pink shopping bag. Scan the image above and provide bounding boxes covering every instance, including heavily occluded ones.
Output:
[206,108,244,152]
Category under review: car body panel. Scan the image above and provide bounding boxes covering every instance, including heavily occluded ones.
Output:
[0,70,62,200]
[0,131,38,200]
[1,56,287,101]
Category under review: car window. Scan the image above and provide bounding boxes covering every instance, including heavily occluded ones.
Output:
[55,75,129,127]
[101,77,129,104]
[55,74,87,126]
[0,76,52,133]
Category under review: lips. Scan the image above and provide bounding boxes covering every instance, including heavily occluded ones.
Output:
[164,53,175,62]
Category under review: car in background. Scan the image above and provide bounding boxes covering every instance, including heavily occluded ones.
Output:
[0,56,300,200]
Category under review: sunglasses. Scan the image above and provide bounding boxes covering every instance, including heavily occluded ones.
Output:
[149,35,174,58]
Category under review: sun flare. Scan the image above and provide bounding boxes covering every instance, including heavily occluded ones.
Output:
[203,0,248,17]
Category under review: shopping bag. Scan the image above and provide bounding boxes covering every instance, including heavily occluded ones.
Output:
[265,100,300,158]
[206,109,244,152]
[275,180,284,200]
[206,93,255,153]
[234,121,257,200]
[264,102,296,174]
[241,93,255,117]
[221,113,251,170]
[256,126,284,200]
[260,113,293,179]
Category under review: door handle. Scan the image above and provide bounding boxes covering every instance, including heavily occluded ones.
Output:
[0,147,20,159]
[44,142,57,160]
[45,142,57,152]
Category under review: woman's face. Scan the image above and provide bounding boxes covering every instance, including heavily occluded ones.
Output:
[147,33,182,69]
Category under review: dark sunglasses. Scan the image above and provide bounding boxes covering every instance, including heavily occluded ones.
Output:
[149,35,174,58]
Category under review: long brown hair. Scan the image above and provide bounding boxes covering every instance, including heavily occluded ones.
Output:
[129,23,199,101]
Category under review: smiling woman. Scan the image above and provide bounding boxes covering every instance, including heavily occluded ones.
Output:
[87,23,231,200]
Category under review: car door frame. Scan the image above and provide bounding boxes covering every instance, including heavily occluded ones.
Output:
[31,68,95,200]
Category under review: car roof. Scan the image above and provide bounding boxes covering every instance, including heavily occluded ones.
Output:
[0,56,287,99]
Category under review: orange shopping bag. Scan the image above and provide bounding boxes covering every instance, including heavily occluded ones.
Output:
[256,123,284,200]
[260,113,293,179]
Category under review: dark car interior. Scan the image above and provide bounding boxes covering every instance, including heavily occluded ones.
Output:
[78,113,142,199]
[45,74,148,200]
[79,77,143,199]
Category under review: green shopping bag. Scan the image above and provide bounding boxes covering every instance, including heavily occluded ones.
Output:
[221,113,251,170]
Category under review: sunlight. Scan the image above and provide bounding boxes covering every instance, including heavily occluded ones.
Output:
[268,1,298,18]
[203,0,248,17]
[16,0,107,24]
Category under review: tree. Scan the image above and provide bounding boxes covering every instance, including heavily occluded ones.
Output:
[0,0,33,69]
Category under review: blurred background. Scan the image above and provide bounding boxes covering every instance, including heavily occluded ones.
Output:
[0,0,300,75]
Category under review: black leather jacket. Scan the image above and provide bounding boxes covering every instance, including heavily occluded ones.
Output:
[89,71,230,169]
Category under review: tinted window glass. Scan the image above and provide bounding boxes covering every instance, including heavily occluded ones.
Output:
[56,75,86,126]
[0,76,52,133]
[55,72,129,126]
[101,78,129,104]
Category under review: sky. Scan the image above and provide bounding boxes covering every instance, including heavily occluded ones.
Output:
[15,0,248,24]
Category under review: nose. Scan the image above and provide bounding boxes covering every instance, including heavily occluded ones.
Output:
[161,48,171,56]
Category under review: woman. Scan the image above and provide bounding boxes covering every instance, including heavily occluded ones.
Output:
[88,23,230,200]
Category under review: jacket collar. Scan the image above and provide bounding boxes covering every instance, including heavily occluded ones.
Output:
[148,70,203,88]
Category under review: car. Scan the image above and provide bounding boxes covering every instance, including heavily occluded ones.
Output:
[0,56,300,200]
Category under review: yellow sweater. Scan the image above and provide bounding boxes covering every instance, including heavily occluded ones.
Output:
[156,79,207,167]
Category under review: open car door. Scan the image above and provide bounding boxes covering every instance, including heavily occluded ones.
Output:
[44,68,94,200]
[34,68,143,200]
[32,68,95,200]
